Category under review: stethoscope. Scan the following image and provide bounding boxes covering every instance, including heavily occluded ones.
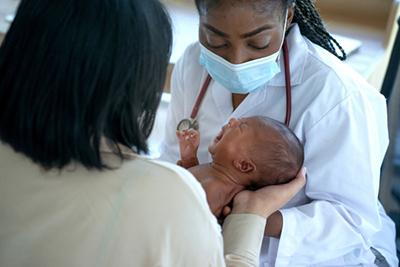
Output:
[177,40,292,131]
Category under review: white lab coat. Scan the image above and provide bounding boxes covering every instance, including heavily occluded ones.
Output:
[160,24,398,266]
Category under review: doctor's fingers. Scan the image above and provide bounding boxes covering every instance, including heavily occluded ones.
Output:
[259,167,306,196]
[275,167,306,198]
[253,167,306,213]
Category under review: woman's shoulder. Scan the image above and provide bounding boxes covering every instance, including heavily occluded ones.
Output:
[112,157,224,265]
[116,156,222,238]
[141,157,206,196]
[119,156,211,210]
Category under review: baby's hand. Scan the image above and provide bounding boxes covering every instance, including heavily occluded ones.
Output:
[176,129,200,167]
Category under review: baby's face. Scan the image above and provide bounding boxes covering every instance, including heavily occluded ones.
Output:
[208,117,258,163]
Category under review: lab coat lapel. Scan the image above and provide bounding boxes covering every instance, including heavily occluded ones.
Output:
[231,87,268,118]
[211,81,233,118]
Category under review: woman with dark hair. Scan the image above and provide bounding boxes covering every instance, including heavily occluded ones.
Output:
[160,0,397,266]
[0,0,305,266]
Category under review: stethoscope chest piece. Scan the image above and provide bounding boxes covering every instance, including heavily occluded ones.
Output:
[177,118,199,131]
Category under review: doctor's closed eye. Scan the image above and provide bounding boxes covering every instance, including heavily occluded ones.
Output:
[206,38,228,49]
[204,32,228,49]
[203,25,228,49]
[248,35,271,50]
[205,33,271,51]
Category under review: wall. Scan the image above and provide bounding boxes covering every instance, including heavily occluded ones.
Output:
[368,3,400,89]
[317,0,393,30]
[317,0,399,89]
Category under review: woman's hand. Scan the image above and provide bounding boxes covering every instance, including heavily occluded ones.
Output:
[231,167,306,218]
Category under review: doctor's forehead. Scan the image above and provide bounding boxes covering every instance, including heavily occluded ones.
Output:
[197,0,283,17]
[200,0,283,30]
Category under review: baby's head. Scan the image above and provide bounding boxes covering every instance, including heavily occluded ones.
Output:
[208,116,304,188]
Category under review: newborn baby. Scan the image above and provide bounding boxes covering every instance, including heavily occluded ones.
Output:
[177,116,304,217]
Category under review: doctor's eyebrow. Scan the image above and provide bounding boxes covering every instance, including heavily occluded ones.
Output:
[203,23,229,37]
[240,25,273,39]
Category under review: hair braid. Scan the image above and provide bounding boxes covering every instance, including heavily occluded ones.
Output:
[292,0,347,60]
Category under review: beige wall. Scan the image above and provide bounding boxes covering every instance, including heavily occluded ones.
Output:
[368,3,400,89]
[317,0,393,30]
[316,0,399,89]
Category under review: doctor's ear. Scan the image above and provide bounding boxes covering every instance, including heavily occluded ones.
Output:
[233,159,256,173]
[286,5,295,30]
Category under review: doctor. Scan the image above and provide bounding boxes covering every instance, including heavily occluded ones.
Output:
[161,0,398,266]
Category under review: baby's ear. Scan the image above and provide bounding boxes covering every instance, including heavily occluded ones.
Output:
[233,159,255,173]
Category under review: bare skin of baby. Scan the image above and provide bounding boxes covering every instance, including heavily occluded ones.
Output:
[177,117,303,219]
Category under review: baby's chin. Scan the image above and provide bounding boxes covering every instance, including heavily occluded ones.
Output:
[208,139,218,153]
[209,131,223,152]
[208,146,216,160]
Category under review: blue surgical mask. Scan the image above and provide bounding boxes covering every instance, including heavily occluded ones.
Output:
[199,16,287,94]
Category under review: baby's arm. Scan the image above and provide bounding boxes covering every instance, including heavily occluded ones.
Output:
[176,129,200,169]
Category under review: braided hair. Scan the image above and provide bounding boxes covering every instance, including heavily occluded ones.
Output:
[195,0,347,61]
[290,0,346,60]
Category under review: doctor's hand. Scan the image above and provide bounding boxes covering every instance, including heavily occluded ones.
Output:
[230,167,306,218]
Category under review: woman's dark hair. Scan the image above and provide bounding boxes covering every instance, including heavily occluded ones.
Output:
[0,0,172,169]
[195,0,346,61]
